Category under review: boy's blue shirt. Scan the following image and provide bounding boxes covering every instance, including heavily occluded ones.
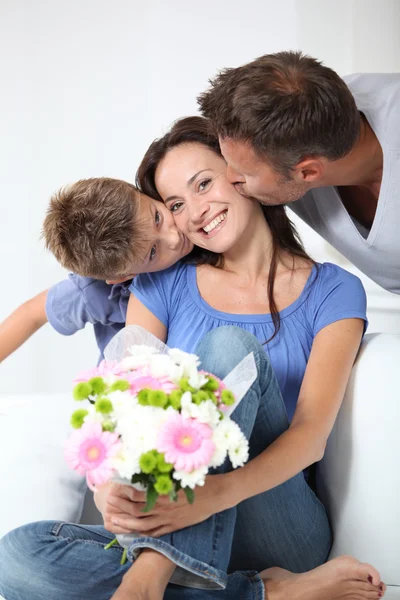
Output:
[46,274,130,360]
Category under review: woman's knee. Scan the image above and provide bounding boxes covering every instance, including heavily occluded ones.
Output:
[196,326,269,378]
[0,521,57,599]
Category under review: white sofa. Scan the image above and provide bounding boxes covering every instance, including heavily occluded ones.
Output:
[1,333,399,598]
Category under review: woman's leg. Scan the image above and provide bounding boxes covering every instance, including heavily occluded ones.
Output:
[0,521,128,600]
[123,325,331,592]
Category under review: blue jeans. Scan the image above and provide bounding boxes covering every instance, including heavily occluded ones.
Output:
[0,327,332,600]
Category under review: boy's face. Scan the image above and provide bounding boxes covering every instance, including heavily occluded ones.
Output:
[107,194,193,284]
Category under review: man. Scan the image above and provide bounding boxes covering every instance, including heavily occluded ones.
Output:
[198,51,400,294]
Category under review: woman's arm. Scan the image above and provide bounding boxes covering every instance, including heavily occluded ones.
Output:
[126,293,167,342]
[0,290,48,362]
[107,317,364,537]
[224,317,364,506]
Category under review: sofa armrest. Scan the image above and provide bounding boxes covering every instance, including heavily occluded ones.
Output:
[317,333,400,584]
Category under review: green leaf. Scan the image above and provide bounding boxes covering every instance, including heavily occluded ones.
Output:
[183,487,195,504]
[169,489,178,502]
[143,485,158,513]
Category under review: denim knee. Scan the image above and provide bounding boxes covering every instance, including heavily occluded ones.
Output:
[0,522,52,599]
[196,325,271,377]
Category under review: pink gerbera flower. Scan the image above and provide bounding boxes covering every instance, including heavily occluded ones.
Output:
[127,372,178,395]
[73,360,125,384]
[157,413,215,473]
[65,422,121,490]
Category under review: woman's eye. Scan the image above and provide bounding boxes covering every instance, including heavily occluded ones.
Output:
[170,201,183,213]
[150,245,157,261]
[198,178,211,192]
[155,210,161,225]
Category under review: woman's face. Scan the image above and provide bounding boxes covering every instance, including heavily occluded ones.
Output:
[154,143,257,254]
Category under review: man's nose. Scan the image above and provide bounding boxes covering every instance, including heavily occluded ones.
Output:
[226,164,245,184]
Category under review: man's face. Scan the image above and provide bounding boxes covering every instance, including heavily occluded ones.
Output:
[219,138,310,206]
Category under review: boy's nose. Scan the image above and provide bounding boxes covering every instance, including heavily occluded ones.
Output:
[166,227,182,250]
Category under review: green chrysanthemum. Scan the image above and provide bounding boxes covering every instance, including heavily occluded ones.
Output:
[179,378,197,393]
[88,377,107,395]
[137,389,150,406]
[70,409,88,429]
[192,390,209,405]
[73,382,92,401]
[139,451,158,474]
[203,376,219,392]
[221,390,235,406]
[168,390,183,410]
[156,454,173,473]
[208,392,218,405]
[148,390,168,408]
[109,379,130,393]
[95,397,113,414]
[102,421,115,432]
[154,474,173,495]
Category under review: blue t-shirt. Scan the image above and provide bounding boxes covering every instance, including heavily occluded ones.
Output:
[46,274,130,360]
[131,262,367,421]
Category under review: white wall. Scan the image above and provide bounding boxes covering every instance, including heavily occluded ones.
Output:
[1,0,399,394]
[0,0,297,393]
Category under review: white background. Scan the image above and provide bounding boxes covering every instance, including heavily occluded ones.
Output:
[1,0,400,393]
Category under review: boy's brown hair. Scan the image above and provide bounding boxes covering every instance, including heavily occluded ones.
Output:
[42,177,148,279]
[198,51,361,176]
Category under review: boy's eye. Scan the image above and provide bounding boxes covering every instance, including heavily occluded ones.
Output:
[170,201,184,213]
[155,210,161,225]
[150,245,157,261]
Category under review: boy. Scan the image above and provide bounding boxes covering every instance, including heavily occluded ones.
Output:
[0,177,192,363]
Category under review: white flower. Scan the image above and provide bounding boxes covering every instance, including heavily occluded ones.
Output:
[228,439,249,468]
[173,466,208,489]
[209,442,227,469]
[116,405,166,455]
[108,390,137,420]
[181,396,221,428]
[188,367,209,390]
[83,405,105,425]
[120,346,159,371]
[148,354,183,381]
[112,448,141,479]
[168,349,200,377]
[213,419,245,451]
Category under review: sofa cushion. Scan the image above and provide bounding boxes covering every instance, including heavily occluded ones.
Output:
[0,393,87,539]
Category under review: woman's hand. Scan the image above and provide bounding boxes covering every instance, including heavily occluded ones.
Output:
[97,474,232,538]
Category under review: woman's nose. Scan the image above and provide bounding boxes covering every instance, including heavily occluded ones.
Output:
[188,200,211,228]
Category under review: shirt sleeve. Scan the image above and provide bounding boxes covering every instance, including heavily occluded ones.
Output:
[129,263,185,328]
[310,264,368,337]
[46,275,98,336]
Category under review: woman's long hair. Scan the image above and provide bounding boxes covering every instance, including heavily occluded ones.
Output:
[136,116,313,341]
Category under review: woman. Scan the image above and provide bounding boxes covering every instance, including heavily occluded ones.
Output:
[0,118,384,600]
[102,117,383,600]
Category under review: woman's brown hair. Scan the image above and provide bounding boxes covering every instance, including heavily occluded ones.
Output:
[136,116,314,341]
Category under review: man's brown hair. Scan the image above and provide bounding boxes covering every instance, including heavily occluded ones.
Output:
[42,177,148,279]
[198,51,361,176]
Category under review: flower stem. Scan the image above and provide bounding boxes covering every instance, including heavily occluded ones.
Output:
[104,538,119,550]
[120,548,128,565]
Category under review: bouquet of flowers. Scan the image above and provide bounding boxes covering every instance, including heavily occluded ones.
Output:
[64,326,256,561]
